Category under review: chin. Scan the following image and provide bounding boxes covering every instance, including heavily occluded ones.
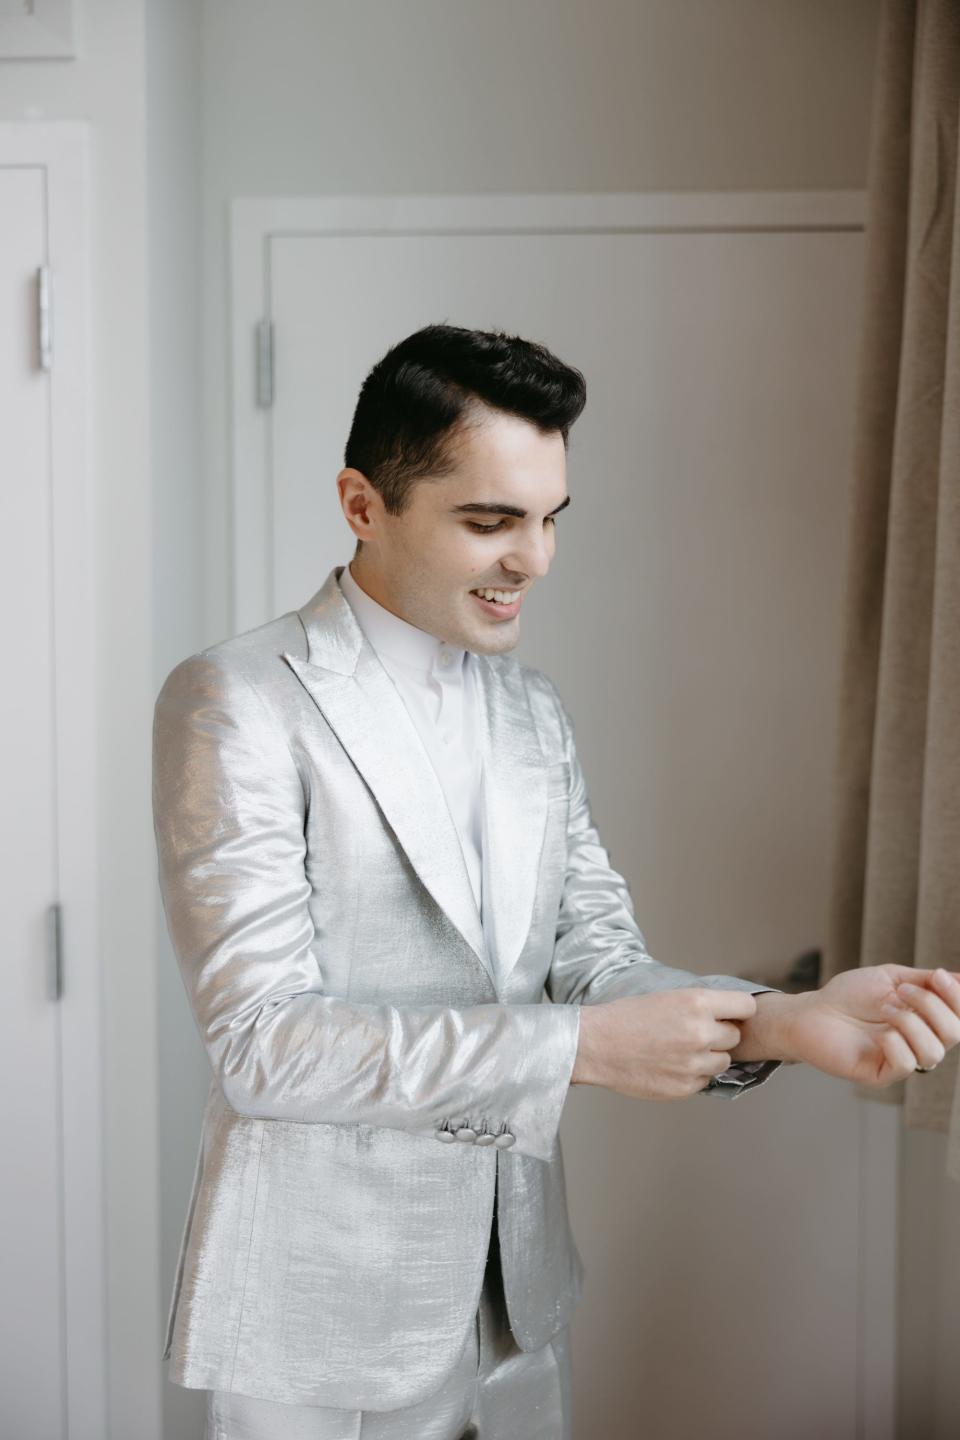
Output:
[472,628,519,657]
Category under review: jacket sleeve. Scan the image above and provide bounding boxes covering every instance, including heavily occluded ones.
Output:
[540,676,783,1099]
[152,650,580,1162]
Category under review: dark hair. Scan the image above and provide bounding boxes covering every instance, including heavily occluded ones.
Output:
[343,323,586,548]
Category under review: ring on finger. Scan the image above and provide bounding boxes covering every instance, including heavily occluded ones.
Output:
[881,1002,944,1070]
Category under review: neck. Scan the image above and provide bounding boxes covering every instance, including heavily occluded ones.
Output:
[348,557,393,613]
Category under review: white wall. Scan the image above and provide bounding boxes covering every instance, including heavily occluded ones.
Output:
[185,6,883,1439]
[0,2,162,1437]
[0,4,887,1438]
[199,0,882,642]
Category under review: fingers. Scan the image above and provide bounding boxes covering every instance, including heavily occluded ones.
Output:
[712,1020,744,1050]
[877,965,960,1078]
[880,991,952,1071]
[705,990,758,1021]
[883,965,960,991]
[880,1024,925,1078]
[884,964,935,985]
[893,971,960,1042]
[929,968,960,1011]
[698,1051,733,1079]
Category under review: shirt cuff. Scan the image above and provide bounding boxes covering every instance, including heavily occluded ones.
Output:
[698,1057,783,1097]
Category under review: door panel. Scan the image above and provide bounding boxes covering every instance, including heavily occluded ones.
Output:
[0,166,65,1439]
[240,214,875,1438]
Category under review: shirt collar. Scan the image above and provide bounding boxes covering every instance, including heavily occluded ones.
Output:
[339,561,467,676]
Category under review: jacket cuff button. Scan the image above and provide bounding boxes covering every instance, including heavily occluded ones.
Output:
[475,1132,496,1146]
[493,1131,516,1149]
[436,1128,456,1143]
[454,1127,477,1142]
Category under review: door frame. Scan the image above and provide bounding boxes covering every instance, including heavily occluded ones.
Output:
[228,189,864,634]
[0,122,106,1437]
[229,189,899,1438]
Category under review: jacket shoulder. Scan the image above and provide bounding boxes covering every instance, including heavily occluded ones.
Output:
[156,609,306,706]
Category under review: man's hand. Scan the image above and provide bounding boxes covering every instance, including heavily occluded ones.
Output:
[571,988,760,1100]
[776,965,960,1087]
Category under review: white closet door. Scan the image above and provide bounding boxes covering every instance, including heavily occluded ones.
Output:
[232,198,892,1440]
[0,167,65,1440]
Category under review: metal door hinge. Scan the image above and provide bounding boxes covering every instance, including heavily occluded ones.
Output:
[47,902,64,1000]
[37,265,53,371]
[256,318,274,408]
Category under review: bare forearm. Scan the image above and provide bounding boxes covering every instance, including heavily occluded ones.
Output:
[728,991,807,1063]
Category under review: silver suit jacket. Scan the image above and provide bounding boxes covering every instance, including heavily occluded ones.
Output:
[152,564,783,1409]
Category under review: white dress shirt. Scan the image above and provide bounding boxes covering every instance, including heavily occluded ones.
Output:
[338,564,782,1088]
[338,561,485,919]
[338,562,776,1084]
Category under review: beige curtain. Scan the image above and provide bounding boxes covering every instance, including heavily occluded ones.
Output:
[823,0,960,1181]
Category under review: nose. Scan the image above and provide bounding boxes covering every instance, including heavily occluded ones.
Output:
[500,524,554,583]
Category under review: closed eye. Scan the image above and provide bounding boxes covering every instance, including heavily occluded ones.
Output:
[466,517,557,533]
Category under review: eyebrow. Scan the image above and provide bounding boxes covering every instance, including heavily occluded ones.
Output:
[449,495,572,520]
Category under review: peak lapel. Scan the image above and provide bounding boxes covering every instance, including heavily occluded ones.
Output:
[281,568,488,977]
[473,654,548,986]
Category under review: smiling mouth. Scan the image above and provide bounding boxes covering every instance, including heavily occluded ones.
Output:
[470,587,524,615]
[470,586,524,601]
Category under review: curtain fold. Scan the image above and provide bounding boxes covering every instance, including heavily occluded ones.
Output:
[822,0,960,1181]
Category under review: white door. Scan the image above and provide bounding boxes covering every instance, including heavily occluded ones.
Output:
[231,194,894,1439]
[0,165,65,1440]
[0,127,104,1440]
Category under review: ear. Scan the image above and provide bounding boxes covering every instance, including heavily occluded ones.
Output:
[337,468,379,545]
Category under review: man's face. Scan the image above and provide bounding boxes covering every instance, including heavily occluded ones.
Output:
[338,410,570,655]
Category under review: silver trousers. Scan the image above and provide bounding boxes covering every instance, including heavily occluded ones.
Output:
[203,1208,572,1440]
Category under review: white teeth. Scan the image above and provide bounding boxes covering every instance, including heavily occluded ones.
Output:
[473,588,518,605]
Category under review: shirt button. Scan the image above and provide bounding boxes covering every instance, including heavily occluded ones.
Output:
[438,650,452,668]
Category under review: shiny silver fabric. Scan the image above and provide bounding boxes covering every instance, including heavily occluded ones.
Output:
[203,1204,570,1439]
[153,565,783,1409]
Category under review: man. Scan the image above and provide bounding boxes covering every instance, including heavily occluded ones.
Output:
[153,323,960,1440]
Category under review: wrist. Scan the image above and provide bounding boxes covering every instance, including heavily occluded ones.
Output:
[571,1005,599,1086]
[729,991,805,1064]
